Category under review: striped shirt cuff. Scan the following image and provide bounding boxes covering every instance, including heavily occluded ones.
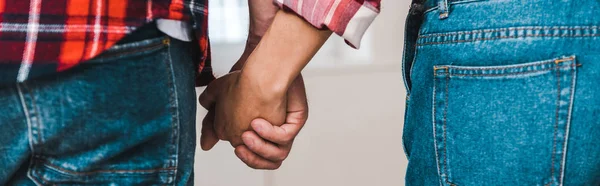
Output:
[275,0,380,49]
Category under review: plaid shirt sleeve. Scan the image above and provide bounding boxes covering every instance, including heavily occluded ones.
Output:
[274,0,381,48]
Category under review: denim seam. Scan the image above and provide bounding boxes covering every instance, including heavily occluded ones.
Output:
[32,163,176,186]
[419,26,600,38]
[432,68,443,186]
[90,37,168,62]
[95,41,166,59]
[32,169,52,186]
[442,65,576,77]
[434,56,576,75]
[560,64,577,184]
[30,158,177,185]
[442,68,455,186]
[36,160,177,175]
[16,84,43,186]
[545,66,562,186]
[437,60,556,71]
[165,37,180,185]
[418,34,600,46]
[24,83,44,151]
[408,44,419,93]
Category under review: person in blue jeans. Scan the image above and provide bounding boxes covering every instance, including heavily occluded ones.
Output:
[402,0,600,185]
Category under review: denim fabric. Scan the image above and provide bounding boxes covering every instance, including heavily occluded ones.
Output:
[0,24,198,185]
[403,0,600,185]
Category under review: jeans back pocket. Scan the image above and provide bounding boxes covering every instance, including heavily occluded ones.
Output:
[432,56,578,186]
[26,35,180,185]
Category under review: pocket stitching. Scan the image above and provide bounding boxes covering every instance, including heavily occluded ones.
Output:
[418,34,600,46]
[559,65,577,184]
[434,56,576,77]
[97,40,167,59]
[439,59,554,71]
[442,68,456,186]
[31,161,176,186]
[164,37,180,183]
[545,65,563,186]
[37,159,176,175]
[90,37,169,61]
[446,65,577,77]
[420,26,599,39]
[433,57,578,186]
[432,68,441,185]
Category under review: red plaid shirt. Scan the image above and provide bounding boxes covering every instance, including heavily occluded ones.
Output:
[0,0,380,86]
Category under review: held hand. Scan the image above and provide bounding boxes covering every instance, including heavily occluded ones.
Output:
[200,9,326,170]
[198,71,287,149]
[234,75,308,169]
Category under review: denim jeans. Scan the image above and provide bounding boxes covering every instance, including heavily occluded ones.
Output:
[403,0,600,185]
[0,24,197,185]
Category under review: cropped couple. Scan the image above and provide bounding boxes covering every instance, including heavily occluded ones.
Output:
[0,0,380,185]
[1,0,600,185]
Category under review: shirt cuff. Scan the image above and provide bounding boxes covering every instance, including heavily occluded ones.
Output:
[275,0,380,49]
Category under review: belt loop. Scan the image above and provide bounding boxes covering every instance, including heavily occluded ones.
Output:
[438,0,450,19]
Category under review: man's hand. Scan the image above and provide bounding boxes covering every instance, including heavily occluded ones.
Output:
[198,71,287,148]
[235,75,308,169]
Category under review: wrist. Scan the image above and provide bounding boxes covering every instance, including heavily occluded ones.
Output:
[238,10,331,96]
[239,66,289,99]
[231,34,261,72]
[232,28,265,72]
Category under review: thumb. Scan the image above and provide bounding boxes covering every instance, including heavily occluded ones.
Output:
[200,110,219,151]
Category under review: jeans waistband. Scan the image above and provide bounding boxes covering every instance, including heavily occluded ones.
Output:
[116,21,163,45]
[420,0,482,13]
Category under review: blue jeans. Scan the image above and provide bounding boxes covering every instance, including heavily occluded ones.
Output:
[403,0,600,185]
[0,24,197,185]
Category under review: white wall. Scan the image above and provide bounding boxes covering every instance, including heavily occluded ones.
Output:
[195,1,411,185]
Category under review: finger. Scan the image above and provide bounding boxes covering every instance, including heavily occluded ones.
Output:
[200,110,219,151]
[242,131,290,162]
[228,135,244,148]
[212,110,227,141]
[235,145,283,170]
[285,75,309,125]
[286,75,308,113]
[251,118,301,145]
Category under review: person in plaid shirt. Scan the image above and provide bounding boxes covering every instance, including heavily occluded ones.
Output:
[0,0,380,185]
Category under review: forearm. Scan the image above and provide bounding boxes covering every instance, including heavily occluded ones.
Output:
[232,0,278,71]
[240,10,332,94]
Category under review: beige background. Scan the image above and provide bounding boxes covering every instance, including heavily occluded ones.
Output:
[194,1,411,185]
